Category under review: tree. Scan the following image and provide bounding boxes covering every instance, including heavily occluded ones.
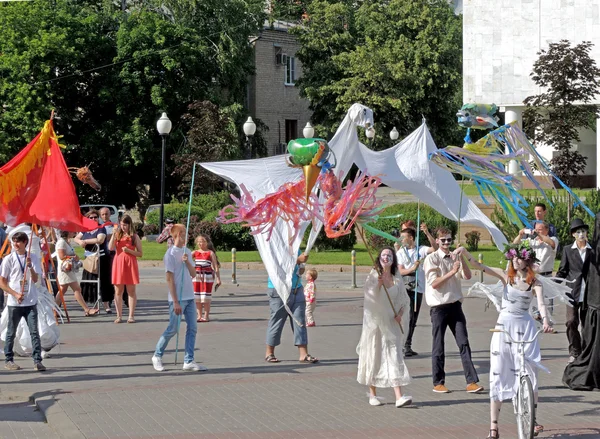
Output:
[0,0,265,209]
[524,40,600,187]
[291,0,464,148]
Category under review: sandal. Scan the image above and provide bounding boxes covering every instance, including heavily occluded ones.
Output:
[127,318,136,324]
[534,423,543,436]
[114,317,122,324]
[265,355,280,363]
[85,309,99,317]
[299,355,319,364]
[486,429,499,439]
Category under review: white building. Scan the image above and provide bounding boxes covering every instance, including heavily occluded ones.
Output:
[463,0,600,187]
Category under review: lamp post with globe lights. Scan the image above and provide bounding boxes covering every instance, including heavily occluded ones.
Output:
[389,127,399,146]
[365,125,375,146]
[156,112,172,233]
[243,117,256,159]
[303,122,315,138]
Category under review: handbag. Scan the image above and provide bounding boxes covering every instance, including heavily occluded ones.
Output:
[83,254,99,274]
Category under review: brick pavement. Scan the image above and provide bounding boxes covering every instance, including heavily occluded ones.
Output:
[0,267,599,439]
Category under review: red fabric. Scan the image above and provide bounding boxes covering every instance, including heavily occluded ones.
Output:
[0,124,97,232]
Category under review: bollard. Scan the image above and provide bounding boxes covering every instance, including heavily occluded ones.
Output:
[478,253,483,282]
[231,248,237,284]
[351,250,357,288]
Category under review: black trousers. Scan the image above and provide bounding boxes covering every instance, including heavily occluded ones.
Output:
[566,302,587,357]
[404,289,423,349]
[430,301,479,386]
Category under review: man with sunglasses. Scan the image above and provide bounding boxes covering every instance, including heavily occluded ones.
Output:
[423,228,483,394]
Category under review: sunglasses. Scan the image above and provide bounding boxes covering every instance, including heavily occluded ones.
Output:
[439,238,453,243]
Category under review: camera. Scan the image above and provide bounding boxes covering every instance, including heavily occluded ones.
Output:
[391,228,400,238]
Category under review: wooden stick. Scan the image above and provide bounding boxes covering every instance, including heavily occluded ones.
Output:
[357,226,404,334]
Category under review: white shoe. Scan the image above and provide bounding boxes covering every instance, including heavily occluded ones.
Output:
[182,361,207,372]
[369,396,384,406]
[152,356,165,372]
[395,395,413,408]
[41,350,50,359]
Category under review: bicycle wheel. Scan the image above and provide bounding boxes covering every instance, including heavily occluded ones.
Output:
[517,375,535,439]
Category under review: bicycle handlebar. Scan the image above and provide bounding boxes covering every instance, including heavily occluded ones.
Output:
[489,328,544,345]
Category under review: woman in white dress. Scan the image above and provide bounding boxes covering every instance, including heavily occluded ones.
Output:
[56,231,98,316]
[356,246,412,408]
[457,244,554,439]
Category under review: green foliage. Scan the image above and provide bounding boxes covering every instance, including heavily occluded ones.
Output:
[464,230,481,252]
[524,40,600,187]
[292,0,463,147]
[145,203,205,226]
[192,191,235,215]
[492,191,600,255]
[304,226,357,252]
[0,0,265,207]
[362,203,458,246]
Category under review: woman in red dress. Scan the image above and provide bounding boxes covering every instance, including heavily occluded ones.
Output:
[108,215,142,323]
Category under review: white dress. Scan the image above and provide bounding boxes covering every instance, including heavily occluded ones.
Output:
[356,269,411,388]
[56,238,78,285]
[489,284,547,401]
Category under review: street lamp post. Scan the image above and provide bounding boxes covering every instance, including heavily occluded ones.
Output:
[156,112,172,233]
[389,127,399,145]
[243,117,256,159]
[365,125,375,146]
[303,122,315,138]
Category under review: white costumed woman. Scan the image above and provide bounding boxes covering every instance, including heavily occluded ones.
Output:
[356,246,412,408]
[458,243,572,439]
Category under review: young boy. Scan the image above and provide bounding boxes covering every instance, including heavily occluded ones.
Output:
[304,269,318,327]
[0,232,46,371]
[152,224,206,372]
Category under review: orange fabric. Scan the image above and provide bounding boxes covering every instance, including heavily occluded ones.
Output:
[0,121,97,232]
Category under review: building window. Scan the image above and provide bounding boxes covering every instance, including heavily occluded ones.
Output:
[285,119,298,143]
[285,56,296,85]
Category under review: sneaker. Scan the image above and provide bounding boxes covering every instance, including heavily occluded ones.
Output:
[369,396,384,406]
[182,361,207,372]
[152,356,165,372]
[306,322,316,327]
[34,362,46,372]
[395,395,413,408]
[433,384,450,393]
[466,383,484,393]
[4,361,20,371]
[404,347,418,357]
[41,350,50,359]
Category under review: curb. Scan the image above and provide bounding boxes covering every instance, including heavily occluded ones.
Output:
[34,395,86,439]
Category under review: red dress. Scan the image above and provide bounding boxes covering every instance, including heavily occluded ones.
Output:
[192,250,215,300]
[112,235,140,285]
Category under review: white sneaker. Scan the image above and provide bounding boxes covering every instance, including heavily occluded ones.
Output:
[41,350,50,359]
[182,361,207,372]
[152,356,165,372]
[369,396,384,406]
[395,395,413,408]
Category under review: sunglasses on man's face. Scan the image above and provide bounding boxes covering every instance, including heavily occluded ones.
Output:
[439,238,452,243]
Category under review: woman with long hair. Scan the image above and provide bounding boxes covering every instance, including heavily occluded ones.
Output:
[356,246,412,408]
[74,210,113,313]
[458,243,558,439]
[108,215,142,323]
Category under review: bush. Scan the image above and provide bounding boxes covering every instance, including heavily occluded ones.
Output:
[186,214,256,251]
[133,222,144,238]
[465,230,481,251]
[491,190,600,257]
[302,225,357,251]
[362,203,458,247]
[145,203,205,226]
[192,191,235,216]
[142,224,159,236]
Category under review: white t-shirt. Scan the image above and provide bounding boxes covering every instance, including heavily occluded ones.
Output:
[0,252,42,307]
[396,245,430,293]
[527,236,558,273]
[164,245,194,302]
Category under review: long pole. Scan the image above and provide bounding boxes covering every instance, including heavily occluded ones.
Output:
[159,134,167,234]
[356,226,404,334]
[174,162,196,365]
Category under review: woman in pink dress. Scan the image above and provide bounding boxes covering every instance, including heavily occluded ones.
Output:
[108,215,142,323]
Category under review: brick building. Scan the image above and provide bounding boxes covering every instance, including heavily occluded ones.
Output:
[247,20,313,156]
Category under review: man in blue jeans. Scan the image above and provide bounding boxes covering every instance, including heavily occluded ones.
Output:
[264,252,318,364]
[152,224,205,372]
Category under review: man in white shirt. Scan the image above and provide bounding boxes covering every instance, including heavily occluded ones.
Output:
[423,228,483,394]
[152,224,206,372]
[396,227,434,357]
[0,232,45,371]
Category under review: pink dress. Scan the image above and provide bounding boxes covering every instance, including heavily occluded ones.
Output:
[112,235,140,285]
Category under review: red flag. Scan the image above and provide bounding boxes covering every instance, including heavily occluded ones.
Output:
[0,120,98,231]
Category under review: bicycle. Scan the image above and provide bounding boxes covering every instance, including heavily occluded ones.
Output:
[489,328,544,439]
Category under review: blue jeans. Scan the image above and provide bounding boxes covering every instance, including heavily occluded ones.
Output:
[4,305,42,363]
[266,287,308,347]
[154,299,197,364]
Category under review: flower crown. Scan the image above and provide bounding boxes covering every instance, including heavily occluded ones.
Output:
[503,242,538,263]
